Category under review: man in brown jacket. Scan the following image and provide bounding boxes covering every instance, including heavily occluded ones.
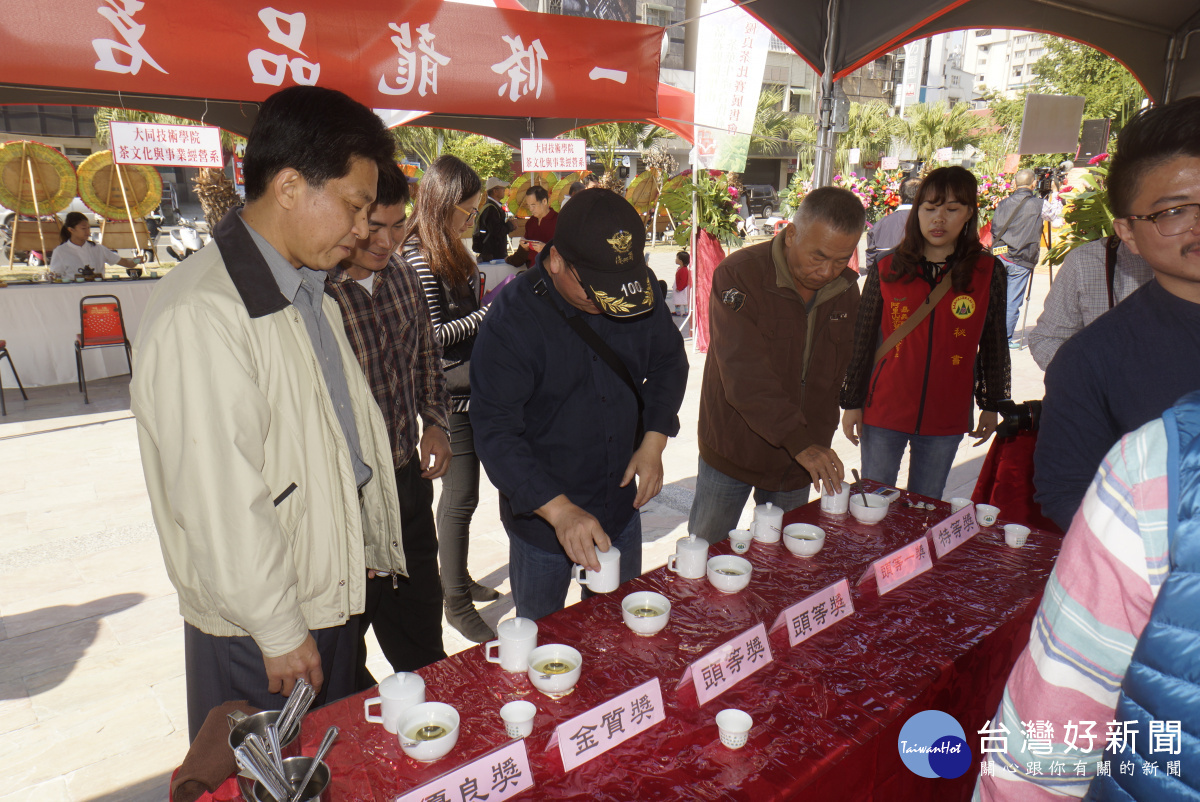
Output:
[688,187,864,543]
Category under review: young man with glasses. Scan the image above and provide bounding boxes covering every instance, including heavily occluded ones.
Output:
[1033,97,1200,532]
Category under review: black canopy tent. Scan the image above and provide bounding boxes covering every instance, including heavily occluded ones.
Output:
[734,0,1200,183]
[740,0,1198,100]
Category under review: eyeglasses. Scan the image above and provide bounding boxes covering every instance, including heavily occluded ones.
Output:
[454,203,479,225]
[1126,203,1200,237]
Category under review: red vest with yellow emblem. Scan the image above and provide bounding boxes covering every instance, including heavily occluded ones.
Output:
[863,253,995,436]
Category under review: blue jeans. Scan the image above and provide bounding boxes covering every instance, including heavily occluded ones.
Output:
[508,511,643,621]
[859,424,962,501]
[1001,256,1033,341]
[687,456,810,545]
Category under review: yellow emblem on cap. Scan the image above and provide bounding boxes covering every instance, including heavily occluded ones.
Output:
[951,295,976,319]
[607,230,634,265]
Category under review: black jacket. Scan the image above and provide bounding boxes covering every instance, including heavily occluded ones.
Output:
[473,198,509,262]
[991,188,1044,269]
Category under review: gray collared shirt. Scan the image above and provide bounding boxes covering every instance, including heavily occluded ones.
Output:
[242,216,373,488]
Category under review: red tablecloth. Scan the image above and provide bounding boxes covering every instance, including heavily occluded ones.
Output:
[294,489,1059,801]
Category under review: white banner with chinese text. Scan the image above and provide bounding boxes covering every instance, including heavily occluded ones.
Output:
[110,122,223,168]
[691,0,771,173]
[521,139,586,172]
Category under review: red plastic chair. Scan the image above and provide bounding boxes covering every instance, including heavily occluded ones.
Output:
[75,295,132,404]
[0,339,28,416]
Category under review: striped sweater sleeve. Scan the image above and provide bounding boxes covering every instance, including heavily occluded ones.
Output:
[975,418,1170,801]
[408,248,488,349]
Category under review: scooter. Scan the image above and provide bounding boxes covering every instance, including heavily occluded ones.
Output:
[166,217,206,261]
[141,209,163,263]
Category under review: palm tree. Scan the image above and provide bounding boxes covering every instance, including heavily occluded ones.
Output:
[900,101,983,163]
[835,101,901,175]
[751,88,795,155]
[391,126,454,167]
[563,123,670,178]
[790,114,819,177]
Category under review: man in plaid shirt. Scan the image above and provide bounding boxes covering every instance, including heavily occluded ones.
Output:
[326,162,453,684]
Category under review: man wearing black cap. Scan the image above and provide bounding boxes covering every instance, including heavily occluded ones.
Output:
[470,189,689,620]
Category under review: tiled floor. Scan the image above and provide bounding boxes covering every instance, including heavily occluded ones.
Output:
[0,253,1051,801]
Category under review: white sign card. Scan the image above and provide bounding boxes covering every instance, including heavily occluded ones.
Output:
[872,536,934,596]
[770,578,855,647]
[393,738,532,802]
[553,678,664,772]
[928,504,981,559]
[934,146,953,161]
[848,148,861,165]
[683,622,773,705]
[881,156,899,170]
[520,138,586,172]
[110,121,223,168]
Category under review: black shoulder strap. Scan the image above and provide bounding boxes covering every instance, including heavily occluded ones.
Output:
[523,268,645,446]
[1105,234,1121,310]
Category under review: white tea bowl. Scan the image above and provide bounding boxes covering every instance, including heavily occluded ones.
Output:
[783,523,826,557]
[397,702,460,762]
[849,493,890,524]
[707,555,753,593]
[621,591,671,635]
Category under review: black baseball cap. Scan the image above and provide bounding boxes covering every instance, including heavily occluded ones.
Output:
[552,188,654,318]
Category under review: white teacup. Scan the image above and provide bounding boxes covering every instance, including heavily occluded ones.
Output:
[527,644,582,697]
[485,617,538,673]
[667,535,709,579]
[707,555,753,593]
[398,702,460,762]
[1004,523,1030,548]
[363,671,426,734]
[572,545,621,593]
[751,502,783,543]
[621,591,671,635]
[783,523,825,557]
[976,504,1001,527]
[716,708,753,749]
[820,484,850,514]
[500,700,536,739]
[728,529,753,554]
[949,497,973,513]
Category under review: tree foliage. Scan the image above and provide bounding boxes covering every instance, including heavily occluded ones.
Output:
[391,127,514,182]
[836,101,902,174]
[900,101,983,163]
[1031,38,1145,136]
[563,123,669,177]
[444,135,515,183]
[974,93,1025,174]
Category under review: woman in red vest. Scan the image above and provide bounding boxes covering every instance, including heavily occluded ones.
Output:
[839,166,1010,500]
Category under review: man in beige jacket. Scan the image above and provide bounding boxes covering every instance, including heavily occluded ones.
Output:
[131,86,404,739]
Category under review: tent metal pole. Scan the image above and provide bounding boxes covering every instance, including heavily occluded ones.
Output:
[813,0,840,188]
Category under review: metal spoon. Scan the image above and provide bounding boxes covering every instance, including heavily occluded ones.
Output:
[266,722,285,776]
[851,469,867,506]
[288,725,339,802]
[277,680,315,743]
[235,744,291,802]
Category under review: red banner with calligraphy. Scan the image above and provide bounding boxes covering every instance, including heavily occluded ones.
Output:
[3,0,661,121]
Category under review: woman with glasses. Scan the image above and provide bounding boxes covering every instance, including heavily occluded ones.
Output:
[400,155,498,642]
[521,184,557,267]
